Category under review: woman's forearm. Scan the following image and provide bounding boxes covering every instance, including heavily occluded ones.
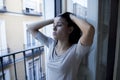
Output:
[70,15,93,33]
[27,19,54,31]
[27,19,54,36]
[70,14,95,45]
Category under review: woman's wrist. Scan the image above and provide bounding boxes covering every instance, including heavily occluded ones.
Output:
[48,19,54,23]
[69,14,79,22]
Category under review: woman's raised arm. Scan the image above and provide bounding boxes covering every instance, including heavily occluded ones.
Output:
[27,19,54,37]
[70,14,95,46]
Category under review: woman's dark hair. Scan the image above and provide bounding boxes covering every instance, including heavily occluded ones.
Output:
[58,12,82,44]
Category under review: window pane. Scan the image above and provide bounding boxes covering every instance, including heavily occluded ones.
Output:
[23,0,41,14]
[32,36,35,46]
[29,68,33,80]
[28,60,39,80]
[24,23,40,49]
[73,0,87,7]
[27,31,31,47]
[73,0,88,19]
[0,0,3,9]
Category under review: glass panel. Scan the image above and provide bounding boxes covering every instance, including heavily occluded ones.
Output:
[23,0,41,14]
[32,36,35,46]
[26,31,31,47]
[0,0,3,9]
[28,60,39,80]
[24,23,40,49]
[73,0,88,19]
[29,68,33,80]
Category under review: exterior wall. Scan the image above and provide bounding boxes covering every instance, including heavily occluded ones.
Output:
[6,0,22,12]
[8,52,45,80]
[0,0,43,52]
[0,0,45,80]
[43,0,55,79]
[0,14,43,52]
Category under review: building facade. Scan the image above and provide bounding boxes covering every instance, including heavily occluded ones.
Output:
[0,0,45,80]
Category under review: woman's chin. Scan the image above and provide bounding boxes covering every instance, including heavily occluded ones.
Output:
[53,36,58,40]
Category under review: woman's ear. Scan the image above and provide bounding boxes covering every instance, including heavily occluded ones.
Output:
[68,27,74,34]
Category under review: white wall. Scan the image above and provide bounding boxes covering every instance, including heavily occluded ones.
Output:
[43,0,55,79]
[0,20,8,56]
[87,0,98,80]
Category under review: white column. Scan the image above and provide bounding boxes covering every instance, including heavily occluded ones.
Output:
[0,20,7,56]
[43,0,55,80]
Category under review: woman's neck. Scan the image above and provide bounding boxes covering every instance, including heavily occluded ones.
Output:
[56,40,72,52]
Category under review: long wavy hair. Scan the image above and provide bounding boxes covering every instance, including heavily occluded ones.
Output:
[58,12,82,44]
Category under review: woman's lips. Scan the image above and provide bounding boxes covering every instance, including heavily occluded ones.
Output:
[53,32,56,35]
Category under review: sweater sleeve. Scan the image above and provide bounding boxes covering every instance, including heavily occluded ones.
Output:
[35,31,54,48]
[75,43,90,59]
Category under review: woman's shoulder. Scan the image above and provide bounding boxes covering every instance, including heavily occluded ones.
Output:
[75,42,91,58]
[35,31,55,47]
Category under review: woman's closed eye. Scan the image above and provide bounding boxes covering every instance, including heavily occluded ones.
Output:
[54,24,62,28]
[56,22,63,26]
[56,24,62,27]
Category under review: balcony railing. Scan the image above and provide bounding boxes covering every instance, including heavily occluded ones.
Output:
[0,46,45,80]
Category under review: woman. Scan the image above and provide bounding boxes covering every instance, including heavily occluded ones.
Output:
[27,12,95,80]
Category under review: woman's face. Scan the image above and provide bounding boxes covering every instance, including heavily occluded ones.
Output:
[53,17,73,40]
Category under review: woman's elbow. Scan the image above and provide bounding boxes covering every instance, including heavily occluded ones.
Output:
[27,24,37,36]
[89,25,95,43]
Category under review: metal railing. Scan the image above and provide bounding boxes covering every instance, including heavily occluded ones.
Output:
[0,46,45,80]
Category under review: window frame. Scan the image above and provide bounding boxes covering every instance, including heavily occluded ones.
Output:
[26,57,41,80]
[0,69,10,80]
[23,22,41,49]
[0,0,6,12]
[22,0,42,16]
[54,0,62,17]
[72,0,88,19]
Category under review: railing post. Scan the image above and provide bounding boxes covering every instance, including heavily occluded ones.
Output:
[13,54,18,80]
[32,49,35,80]
[0,46,43,80]
[23,51,28,80]
[39,47,42,80]
[0,57,5,80]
